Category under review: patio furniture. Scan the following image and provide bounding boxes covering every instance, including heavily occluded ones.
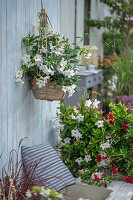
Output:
[21,144,112,200]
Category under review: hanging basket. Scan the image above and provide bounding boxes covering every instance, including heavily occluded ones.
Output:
[31,79,65,101]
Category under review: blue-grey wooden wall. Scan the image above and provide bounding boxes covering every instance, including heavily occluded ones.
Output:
[0,0,60,167]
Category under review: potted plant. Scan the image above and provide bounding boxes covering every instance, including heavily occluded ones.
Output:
[16,7,87,101]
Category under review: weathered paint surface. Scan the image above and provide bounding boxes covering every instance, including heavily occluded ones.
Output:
[0,0,60,167]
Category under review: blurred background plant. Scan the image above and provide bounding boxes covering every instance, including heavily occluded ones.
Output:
[85,0,133,113]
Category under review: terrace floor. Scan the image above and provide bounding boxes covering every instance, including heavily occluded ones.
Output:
[106,181,133,200]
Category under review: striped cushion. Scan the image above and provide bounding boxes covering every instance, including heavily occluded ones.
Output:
[21,144,75,191]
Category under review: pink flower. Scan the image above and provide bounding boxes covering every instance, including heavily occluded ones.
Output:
[97,155,102,162]
[124,176,133,184]
[109,113,114,119]
[109,119,114,125]
[122,123,128,131]
[110,167,118,174]
[94,174,100,181]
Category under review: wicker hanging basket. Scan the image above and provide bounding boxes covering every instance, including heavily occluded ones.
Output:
[31,79,65,101]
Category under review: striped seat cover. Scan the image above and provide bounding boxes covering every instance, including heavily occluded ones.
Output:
[21,144,75,191]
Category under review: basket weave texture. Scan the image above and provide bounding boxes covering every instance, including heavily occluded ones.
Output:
[31,79,65,101]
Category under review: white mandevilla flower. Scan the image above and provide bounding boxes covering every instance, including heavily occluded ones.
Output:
[100,142,110,150]
[100,152,106,157]
[67,86,75,98]
[16,78,24,86]
[70,113,77,120]
[36,79,46,88]
[76,177,82,184]
[85,155,92,162]
[95,120,104,128]
[40,64,48,73]
[60,58,67,67]
[93,99,100,108]
[34,54,42,63]
[79,169,84,174]
[27,62,34,68]
[97,160,106,167]
[41,46,46,54]
[73,107,79,114]
[85,99,92,107]
[16,69,23,79]
[62,86,68,93]
[65,70,75,78]
[46,68,54,76]
[76,114,84,122]
[64,138,71,144]
[91,172,101,180]
[71,129,82,139]
[75,157,83,165]
[22,54,31,65]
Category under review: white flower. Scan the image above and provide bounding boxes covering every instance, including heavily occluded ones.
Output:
[67,86,75,97]
[76,177,82,184]
[100,152,106,157]
[71,84,76,90]
[41,46,46,54]
[27,62,34,68]
[34,54,42,63]
[100,142,110,150]
[70,113,77,120]
[85,169,90,173]
[58,66,65,74]
[74,107,79,114]
[93,99,100,108]
[47,27,55,35]
[85,99,92,107]
[60,58,67,67]
[16,69,23,79]
[79,169,84,174]
[64,138,71,144]
[40,64,48,73]
[76,114,84,122]
[95,120,104,128]
[62,86,68,93]
[65,70,75,78]
[16,78,24,86]
[71,129,82,138]
[46,68,54,76]
[75,157,83,165]
[85,155,92,162]
[22,54,31,65]
[97,160,106,167]
[91,172,101,180]
[36,79,46,88]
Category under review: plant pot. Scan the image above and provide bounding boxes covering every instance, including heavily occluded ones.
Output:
[31,79,65,101]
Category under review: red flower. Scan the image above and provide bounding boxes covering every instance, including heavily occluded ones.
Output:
[131,152,133,157]
[103,157,107,160]
[124,176,133,184]
[109,113,114,119]
[109,119,114,125]
[94,174,100,181]
[116,157,120,162]
[102,180,104,186]
[130,136,133,142]
[103,116,106,120]
[122,123,128,131]
[97,155,102,162]
[110,167,118,174]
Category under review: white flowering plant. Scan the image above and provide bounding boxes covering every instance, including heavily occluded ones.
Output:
[16,12,88,97]
[58,95,113,187]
